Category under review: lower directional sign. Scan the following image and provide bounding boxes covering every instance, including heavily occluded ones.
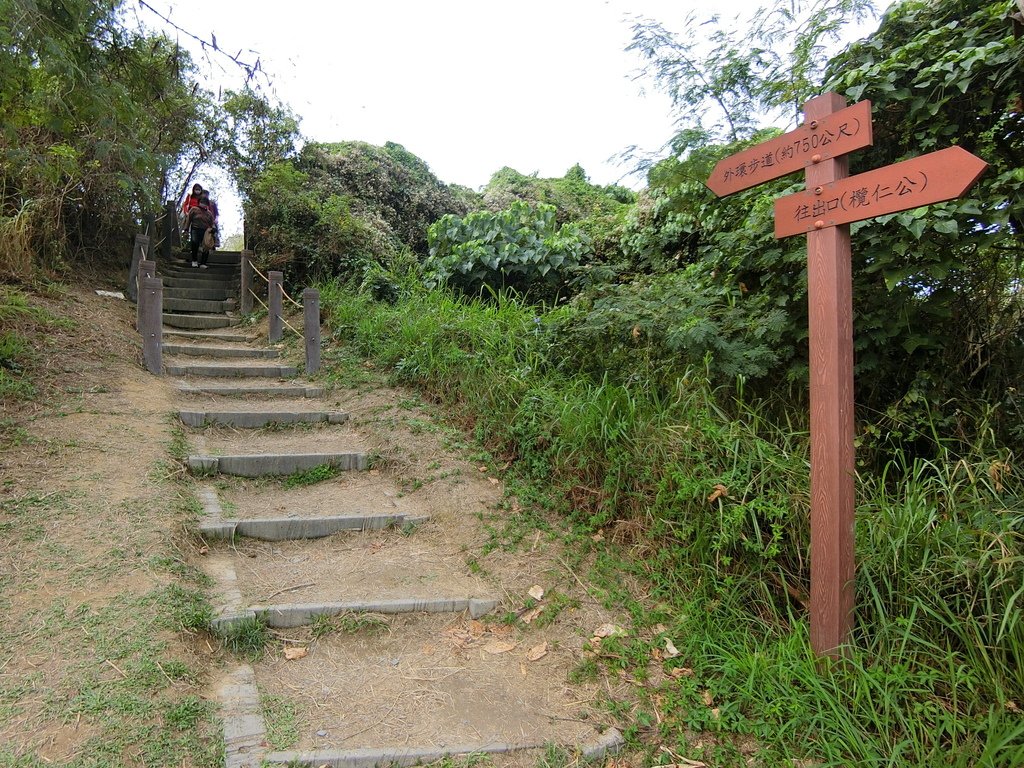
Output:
[774,146,988,238]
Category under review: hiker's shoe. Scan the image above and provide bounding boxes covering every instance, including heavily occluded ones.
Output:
[191,261,198,267]
[199,264,208,269]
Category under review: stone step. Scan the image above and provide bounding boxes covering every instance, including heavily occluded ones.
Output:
[179,409,346,428]
[164,287,235,301]
[164,297,234,313]
[165,363,295,377]
[176,383,323,397]
[215,611,617,763]
[162,276,237,290]
[188,452,367,477]
[163,313,239,330]
[168,250,242,266]
[165,345,280,360]
[199,513,425,541]
[163,260,239,273]
[217,597,498,631]
[261,735,622,768]
[164,328,256,343]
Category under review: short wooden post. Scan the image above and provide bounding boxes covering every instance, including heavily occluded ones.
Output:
[161,200,175,261]
[126,234,150,303]
[141,276,163,375]
[268,270,283,343]
[137,259,156,332]
[303,288,321,375]
[240,250,254,314]
[804,92,856,657]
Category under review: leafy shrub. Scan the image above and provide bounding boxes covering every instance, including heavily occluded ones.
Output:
[425,201,586,302]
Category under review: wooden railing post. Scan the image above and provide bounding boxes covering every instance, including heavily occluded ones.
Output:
[268,271,283,343]
[240,250,254,314]
[127,234,150,303]
[137,259,156,332]
[303,288,321,375]
[161,199,175,261]
[141,276,163,374]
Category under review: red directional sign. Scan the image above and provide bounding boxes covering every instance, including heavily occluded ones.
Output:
[773,146,988,238]
[706,100,873,197]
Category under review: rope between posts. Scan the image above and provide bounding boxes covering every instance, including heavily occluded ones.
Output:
[250,288,303,339]
[251,263,270,285]
[280,285,302,309]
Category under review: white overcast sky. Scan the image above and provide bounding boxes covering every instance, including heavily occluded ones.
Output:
[139,0,881,230]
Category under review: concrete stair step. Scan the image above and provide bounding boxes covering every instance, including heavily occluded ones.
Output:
[162,276,237,289]
[199,513,425,541]
[165,363,295,377]
[163,313,239,330]
[263,739,621,768]
[175,383,324,397]
[179,409,346,427]
[188,452,367,477]
[214,611,617,763]
[205,530,497,629]
[164,287,235,301]
[164,345,280,360]
[164,297,234,313]
[164,328,255,342]
[168,250,242,266]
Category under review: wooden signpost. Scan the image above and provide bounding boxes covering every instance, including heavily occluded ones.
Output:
[707,92,987,656]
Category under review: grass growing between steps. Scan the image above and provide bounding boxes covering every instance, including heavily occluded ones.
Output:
[317,283,1024,768]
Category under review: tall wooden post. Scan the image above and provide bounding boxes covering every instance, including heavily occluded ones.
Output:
[127,234,150,303]
[803,92,856,656]
[141,276,163,375]
[303,288,321,375]
[137,259,156,332]
[161,200,175,261]
[240,250,254,315]
[268,271,283,343]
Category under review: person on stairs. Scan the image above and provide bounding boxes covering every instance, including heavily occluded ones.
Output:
[181,183,203,215]
[186,196,216,268]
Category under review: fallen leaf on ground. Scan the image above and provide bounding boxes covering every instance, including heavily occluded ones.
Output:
[710,707,720,720]
[591,530,605,542]
[484,640,516,655]
[652,623,667,635]
[528,585,545,601]
[468,620,486,637]
[526,642,548,661]
[197,545,209,555]
[488,477,499,485]
[593,623,626,638]
[669,667,695,678]
[519,606,543,624]
[707,483,728,503]
[478,465,488,472]
[701,689,714,707]
[664,638,680,658]
[283,647,307,661]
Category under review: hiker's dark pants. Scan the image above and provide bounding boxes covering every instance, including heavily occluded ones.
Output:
[189,226,207,265]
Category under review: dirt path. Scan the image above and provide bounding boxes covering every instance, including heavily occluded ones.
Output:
[0,284,634,767]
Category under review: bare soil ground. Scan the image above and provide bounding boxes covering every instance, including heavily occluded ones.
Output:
[1,282,639,767]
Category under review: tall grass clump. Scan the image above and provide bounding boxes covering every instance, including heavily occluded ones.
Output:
[319,280,1024,766]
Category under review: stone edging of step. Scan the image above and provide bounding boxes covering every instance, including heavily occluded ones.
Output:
[176,384,325,397]
[188,452,367,476]
[163,345,280,359]
[165,364,297,377]
[210,598,500,633]
[179,410,349,428]
[199,514,428,541]
[261,728,624,768]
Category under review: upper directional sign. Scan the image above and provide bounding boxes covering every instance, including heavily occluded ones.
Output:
[706,100,873,197]
[773,146,988,238]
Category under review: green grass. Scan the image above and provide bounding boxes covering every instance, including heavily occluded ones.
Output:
[260,694,300,750]
[316,280,1024,767]
[218,616,271,660]
[310,611,389,638]
[281,463,340,489]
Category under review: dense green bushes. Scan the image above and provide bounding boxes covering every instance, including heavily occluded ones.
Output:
[319,281,1023,766]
